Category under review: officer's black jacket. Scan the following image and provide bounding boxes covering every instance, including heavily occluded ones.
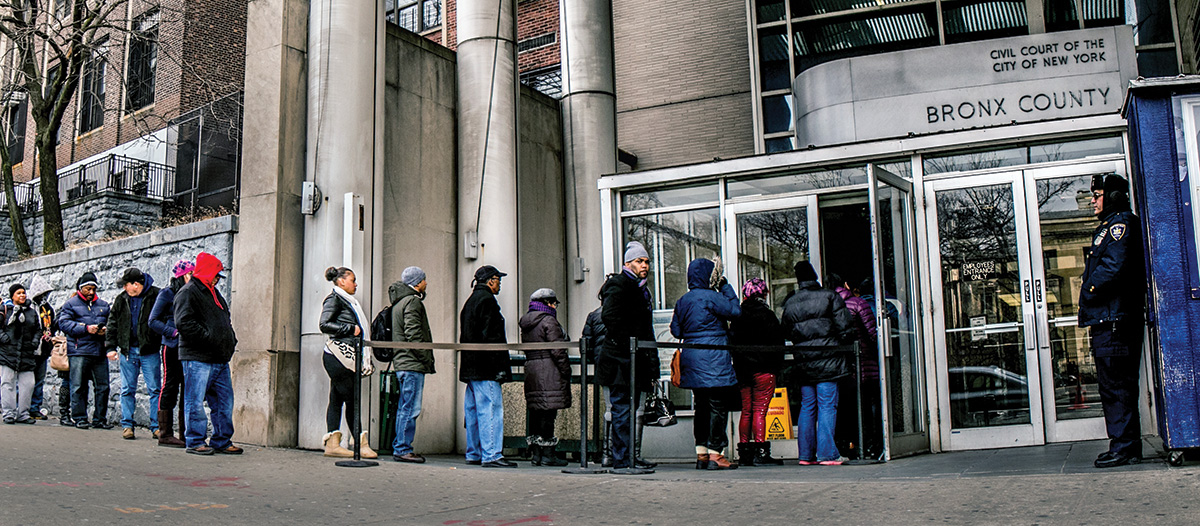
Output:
[1078,209,1145,328]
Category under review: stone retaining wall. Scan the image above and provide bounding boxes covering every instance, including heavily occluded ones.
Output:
[0,216,237,429]
[0,191,164,263]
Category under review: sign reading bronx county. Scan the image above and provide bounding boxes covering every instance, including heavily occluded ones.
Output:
[792,26,1137,147]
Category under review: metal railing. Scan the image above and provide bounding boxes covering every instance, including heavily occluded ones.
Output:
[7,154,175,215]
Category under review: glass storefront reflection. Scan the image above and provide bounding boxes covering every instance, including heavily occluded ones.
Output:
[735,208,810,316]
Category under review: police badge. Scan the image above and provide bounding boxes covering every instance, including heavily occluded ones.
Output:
[1110,223,1126,241]
[1093,230,1106,246]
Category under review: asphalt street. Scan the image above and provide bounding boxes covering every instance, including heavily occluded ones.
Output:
[1,421,1197,525]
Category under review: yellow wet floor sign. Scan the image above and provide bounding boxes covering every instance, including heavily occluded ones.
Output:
[765,388,793,440]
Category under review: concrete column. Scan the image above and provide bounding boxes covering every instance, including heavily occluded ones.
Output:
[228,0,309,447]
[558,0,617,334]
[296,0,382,449]
[456,0,520,339]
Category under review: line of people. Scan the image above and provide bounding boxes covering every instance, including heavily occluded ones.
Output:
[0,252,241,456]
[317,243,878,471]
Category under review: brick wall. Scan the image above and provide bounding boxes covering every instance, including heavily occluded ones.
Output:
[441,0,560,74]
[9,0,246,184]
[612,0,755,170]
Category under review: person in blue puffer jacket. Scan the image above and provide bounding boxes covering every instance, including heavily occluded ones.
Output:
[56,272,112,429]
[670,257,741,470]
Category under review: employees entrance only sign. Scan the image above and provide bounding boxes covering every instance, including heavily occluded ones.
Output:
[765,388,794,440]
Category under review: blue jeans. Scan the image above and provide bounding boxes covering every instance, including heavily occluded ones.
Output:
[69,355,110,424]
[392,371,425,455]
[464,380,504,462]
[182,361,235,450]
[119,349,162,430]
[798,382,841,462]
[608,385,633,468]
[30,356,47,414]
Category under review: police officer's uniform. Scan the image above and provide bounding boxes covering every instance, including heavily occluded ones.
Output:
[1078,174,1145,468]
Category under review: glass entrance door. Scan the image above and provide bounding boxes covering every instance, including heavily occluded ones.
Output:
[927,172,1044,450]
[870,164,926,458]
[1024,161,1119,443]
[927,161,1120,450]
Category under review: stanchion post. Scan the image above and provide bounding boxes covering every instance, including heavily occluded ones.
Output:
[854,342,866,464]
[336,336,378,468]
[564,340,607,474]
[611,337,652,475]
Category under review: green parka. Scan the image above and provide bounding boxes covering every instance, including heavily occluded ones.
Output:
[388,281,434,374]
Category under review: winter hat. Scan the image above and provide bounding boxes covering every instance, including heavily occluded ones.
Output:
[116,267,146,287]
[9,283,26,298]
[76,272,99,290]
[794,261,818,283]
[530,288,558,304]
[473,265,507,283]
[623,241,649,263]
[172,259,196,278]
[742,278,768,300]
[400,266,427,288]
[1092,173,1130,212]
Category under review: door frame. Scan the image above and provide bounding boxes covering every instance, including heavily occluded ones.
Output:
[722,195,822,289]
[925,170,1047,451]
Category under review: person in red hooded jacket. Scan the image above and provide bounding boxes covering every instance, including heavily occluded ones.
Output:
[174,252,241,456]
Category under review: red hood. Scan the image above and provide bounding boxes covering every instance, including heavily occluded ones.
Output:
[194,252,224,284]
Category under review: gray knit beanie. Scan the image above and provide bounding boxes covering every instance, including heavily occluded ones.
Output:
[623,241,649,263]
[400,266,426,288]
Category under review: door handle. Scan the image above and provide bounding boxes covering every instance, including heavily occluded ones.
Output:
[1023,313,1036,352]
[1037,309,1051,351]
[882,317,893,358]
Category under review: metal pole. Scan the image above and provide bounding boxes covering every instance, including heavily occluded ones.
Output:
[564,339,606,474]
[612,337,652,475]
[336,336,377,467]
[855,343,865,462]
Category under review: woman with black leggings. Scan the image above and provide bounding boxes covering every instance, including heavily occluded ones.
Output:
[318,266,376,459]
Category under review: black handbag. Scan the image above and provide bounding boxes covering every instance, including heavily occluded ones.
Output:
[641,384,678,427]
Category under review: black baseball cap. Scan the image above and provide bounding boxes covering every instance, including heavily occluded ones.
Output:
[473,265,507,282]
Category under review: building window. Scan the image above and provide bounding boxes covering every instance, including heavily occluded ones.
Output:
[78,41,108,134]
[55,0,69,21]
[520,66,562,99]
[4,94,27,164]
[1177,96,1200,295]
[46,64,62,144]
[125,10,159,112]
[386,0,442,33]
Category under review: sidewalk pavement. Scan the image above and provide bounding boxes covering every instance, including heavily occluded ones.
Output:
[1,421,1196,525]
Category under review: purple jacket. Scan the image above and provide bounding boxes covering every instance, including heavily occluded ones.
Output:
[837,286,879,380]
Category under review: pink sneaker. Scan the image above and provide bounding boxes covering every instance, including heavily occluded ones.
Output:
[797,460,816,466]
[818,456,848,466]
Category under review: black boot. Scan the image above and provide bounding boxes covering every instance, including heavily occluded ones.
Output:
[526,436,543,466]
[756,442,783,465]
[539,437,568,467]
[633,421,657,469]
[736,443,756,467]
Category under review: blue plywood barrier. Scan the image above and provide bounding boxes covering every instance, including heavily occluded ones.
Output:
[1126,83,1200,451]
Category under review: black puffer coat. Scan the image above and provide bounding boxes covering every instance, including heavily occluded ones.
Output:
[781,281,853,384]
[728,297,785,383]
[519,308,571,410]
[597,271,659,388]
[581,307,605,363]
[459,283,511,383]
[0,301,40,372]
[319,291,361,347]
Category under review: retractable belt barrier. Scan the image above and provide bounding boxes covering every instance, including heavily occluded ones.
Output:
[361,339,871,471]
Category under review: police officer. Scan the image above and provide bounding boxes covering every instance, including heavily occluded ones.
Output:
[1079,173,1146,468]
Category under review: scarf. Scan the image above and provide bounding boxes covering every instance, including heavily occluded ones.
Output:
[332,286,371,354]
[528,301,556,316]
[623,268,651,303]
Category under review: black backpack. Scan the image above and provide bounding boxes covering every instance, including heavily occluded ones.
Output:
[370,304,396,362]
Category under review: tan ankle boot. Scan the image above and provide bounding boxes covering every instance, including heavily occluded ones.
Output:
[323,431,353,458]
[349,432,378,459]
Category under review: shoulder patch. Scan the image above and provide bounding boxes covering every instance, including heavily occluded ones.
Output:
[1109,223,1126,241]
